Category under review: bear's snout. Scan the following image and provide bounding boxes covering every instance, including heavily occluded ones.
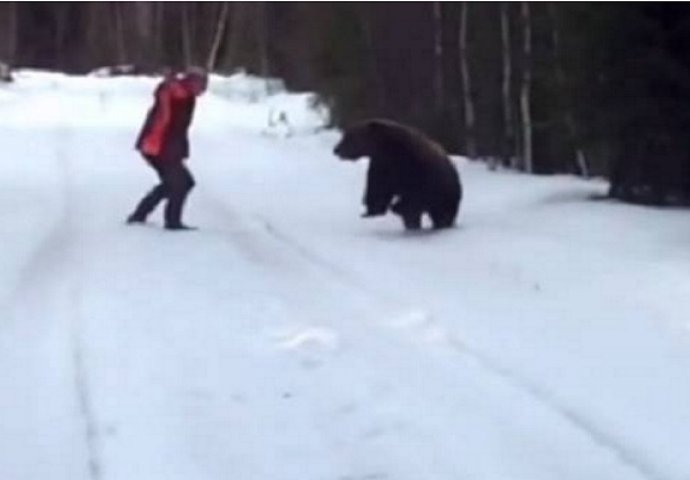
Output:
[333,142,353,161]
[333,141,362,161]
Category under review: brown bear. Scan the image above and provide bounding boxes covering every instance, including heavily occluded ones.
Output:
[333,119,462,230]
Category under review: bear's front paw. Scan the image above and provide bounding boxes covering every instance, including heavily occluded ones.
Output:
[362,200,389,217]
[361,210,385,218]
[390,200,404,216]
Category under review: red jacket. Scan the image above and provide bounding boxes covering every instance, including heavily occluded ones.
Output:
[136,78,197,161]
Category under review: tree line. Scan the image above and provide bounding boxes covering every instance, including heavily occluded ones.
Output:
[1,2,690,205]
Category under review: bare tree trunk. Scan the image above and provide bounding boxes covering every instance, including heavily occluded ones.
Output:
[221,3,245,71]
[432,2,445,114]
[519,2,533,173]
[500,2,515,168]
[256,2,269,78]
[54,4,70,68]
[361,5,385,112]
[85,3,115,67]
[549,4,589,178]
[0,1,16,79]
[154,3,165,68]
[459,2,476,159]
[113,3,128,65]
[181,3,193,67]
[131,2,155,69]
[0,2,18,64]
[206,2,230,71]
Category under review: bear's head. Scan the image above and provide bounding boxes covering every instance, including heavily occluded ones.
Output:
[333,120,385,161]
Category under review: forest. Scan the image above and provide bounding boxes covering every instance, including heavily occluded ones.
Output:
[1,2,690,205]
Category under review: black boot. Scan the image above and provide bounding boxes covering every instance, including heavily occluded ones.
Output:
[128,184,166,225]
[126,213,147,225]
[164,223,197,231]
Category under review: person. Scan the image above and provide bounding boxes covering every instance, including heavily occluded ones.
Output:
[127,68,208,230]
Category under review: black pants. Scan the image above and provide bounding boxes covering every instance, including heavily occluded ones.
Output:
[130,156,195,227]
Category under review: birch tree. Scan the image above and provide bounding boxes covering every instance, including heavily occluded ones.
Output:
[459,2,476,159]
[519,2,533,173]
[432,2,445,114]
[549,4,589,177]
[256,2,269,78]
[206,2,230,71]
[0,2,17,63]
[113,3,128,65]
[500,2,515,168]
[181,3,193,67]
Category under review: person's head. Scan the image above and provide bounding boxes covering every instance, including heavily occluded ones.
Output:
[183,67,208,96]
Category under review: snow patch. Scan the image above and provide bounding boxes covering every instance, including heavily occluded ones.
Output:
[274,327,340,352]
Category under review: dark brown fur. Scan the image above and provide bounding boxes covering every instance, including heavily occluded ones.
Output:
[334,119,462,230]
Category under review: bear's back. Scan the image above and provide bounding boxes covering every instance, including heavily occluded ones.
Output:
[368,119,450,168]
[368,119,461,203]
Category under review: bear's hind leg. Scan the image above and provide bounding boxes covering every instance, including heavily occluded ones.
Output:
[431,217,454,229]
[391,198,422,230]
[430,208,457,229]
[402,212,422,230]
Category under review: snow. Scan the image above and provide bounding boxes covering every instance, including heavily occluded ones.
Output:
[1,70,690,480]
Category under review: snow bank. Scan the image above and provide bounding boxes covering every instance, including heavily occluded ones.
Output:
[0,70,328,133]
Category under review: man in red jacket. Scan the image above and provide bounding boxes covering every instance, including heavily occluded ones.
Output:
[127,68,208,230]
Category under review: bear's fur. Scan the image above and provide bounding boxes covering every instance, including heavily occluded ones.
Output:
[333,119,462,230]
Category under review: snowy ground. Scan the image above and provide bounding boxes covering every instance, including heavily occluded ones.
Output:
[2,71,690,480]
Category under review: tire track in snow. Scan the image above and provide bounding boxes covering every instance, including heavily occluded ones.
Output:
[56,128,104,480]
[9,127,103,480]
[191,182,666,480]
[445,336,667,480]
[246,215,669,480]
[71,310,103,480]
[195,190,400,478]
[197,188,400,304]
[258,219,375,290]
